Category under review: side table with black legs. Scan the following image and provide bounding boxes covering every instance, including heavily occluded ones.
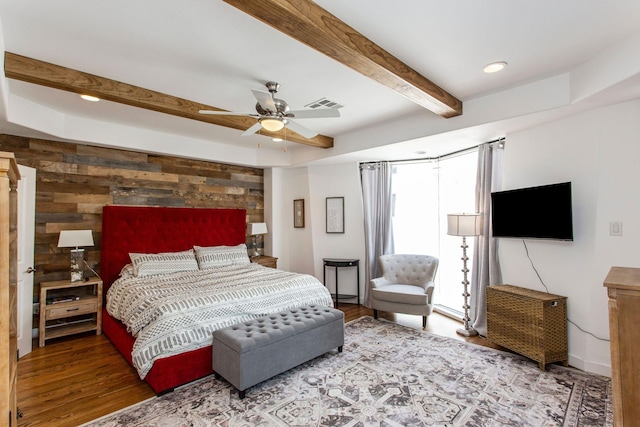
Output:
[322,258,360,308]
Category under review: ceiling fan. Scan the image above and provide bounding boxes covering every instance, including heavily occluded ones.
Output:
[199,81,339,139]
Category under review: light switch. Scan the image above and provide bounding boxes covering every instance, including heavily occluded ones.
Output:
[610,221,623,236]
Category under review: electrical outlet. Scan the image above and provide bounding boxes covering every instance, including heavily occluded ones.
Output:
[32,302,39,315]
[610,221,623,236]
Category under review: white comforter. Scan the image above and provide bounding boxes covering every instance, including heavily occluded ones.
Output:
[106,263,334,378]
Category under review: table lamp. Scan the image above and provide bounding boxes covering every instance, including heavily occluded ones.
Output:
[58,229,94,282]
[247,222,268,257]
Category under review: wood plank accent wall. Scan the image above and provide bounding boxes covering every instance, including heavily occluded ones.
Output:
[0,134,264,291]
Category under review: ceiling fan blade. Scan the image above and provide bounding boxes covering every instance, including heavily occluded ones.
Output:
[199,110,256,117]
[285,119,318,139]
[241,121,263,136]
[287,109,340,119]
[251,89,276,112]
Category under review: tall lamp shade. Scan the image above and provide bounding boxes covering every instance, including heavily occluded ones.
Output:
[447,213,482,237]
[58,230,94,282]
[447,213,481,337]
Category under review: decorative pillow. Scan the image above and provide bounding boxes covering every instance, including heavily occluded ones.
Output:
[119,263,135,278]
[129,250,199,277]
[194,244,250,269]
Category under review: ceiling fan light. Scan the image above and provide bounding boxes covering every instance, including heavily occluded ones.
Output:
[260,118,285,132]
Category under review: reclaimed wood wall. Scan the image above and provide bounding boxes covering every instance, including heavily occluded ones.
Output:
[0,134,264,289]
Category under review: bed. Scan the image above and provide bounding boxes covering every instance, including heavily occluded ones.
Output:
[100,205,333,394]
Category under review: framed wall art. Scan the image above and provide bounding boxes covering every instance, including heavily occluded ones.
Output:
[294,199,305,228]
[326,197,344,233]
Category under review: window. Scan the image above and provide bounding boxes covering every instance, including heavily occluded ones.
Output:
[391,149,478,317]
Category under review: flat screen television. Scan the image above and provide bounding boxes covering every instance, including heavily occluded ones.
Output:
[491,182,573,241]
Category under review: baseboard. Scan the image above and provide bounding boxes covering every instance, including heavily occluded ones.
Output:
[568,354,611,377]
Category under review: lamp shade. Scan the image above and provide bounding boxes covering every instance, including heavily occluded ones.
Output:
[57,230,94,248]
[260,118,285,132]
[247,222,268,235]
[447,213,482,237]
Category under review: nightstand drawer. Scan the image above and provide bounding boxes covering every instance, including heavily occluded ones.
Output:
[45,299,98,320]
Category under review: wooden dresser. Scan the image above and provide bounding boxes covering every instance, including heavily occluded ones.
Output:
[604,266,640,426]
[0,152,20,425]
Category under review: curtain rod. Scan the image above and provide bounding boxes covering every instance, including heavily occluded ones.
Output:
[359,137,505,167]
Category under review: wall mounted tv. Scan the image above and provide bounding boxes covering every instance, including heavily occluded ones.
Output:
[491,182,573,241]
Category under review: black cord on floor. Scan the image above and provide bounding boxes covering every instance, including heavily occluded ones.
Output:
[522,240,609,342]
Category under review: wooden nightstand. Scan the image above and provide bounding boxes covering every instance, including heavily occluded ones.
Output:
[250,255,278,269]
[39,277,103,347]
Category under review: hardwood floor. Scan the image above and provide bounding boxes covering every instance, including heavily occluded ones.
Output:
[17,305,501,426]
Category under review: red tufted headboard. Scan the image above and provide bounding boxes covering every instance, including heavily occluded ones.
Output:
[100,206,246,291]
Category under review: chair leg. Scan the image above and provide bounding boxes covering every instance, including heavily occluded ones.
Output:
[422,316,427,329]
[373,309,378,319]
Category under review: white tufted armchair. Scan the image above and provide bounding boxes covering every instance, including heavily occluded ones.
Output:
[370,254,439,329]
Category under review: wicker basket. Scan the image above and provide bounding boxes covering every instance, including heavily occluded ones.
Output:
[486,284,568,370]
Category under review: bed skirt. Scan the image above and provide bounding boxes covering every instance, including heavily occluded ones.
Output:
[102,308,213,394]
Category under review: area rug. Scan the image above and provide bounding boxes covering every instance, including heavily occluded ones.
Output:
[84,316,612,426]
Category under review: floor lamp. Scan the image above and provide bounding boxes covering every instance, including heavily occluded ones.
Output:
[447,213,482,337]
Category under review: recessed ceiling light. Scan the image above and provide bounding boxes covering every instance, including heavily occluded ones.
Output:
[272,138,283,142]
[483,61,508,74]
[80,94,100,102]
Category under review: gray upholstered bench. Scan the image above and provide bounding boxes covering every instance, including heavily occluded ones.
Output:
[212,305,344,399]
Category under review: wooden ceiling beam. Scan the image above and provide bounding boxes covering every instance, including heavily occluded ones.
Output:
[3,52,334,149]
[223,0,463,118]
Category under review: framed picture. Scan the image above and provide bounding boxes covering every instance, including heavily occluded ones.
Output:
[293,199,305,228]
[326,197,344,233]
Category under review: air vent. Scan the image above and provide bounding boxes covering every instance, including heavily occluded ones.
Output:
[304,97,343,109]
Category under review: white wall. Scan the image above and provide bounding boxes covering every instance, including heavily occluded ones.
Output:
[263,168,278,266]
[268,99,640,376]
[500,98,640,376]
[282,167,316,274]
[270,163,366,302]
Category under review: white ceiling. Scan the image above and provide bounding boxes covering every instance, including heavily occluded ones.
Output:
[1,0,640,167]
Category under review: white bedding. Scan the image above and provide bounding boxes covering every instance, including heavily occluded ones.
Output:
[106,263,334,378]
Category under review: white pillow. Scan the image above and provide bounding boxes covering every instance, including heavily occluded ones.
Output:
[119,263,135,278]
[129,250,199,277]
[194,244,250,269]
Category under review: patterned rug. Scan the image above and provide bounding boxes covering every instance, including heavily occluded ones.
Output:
[84,316,612,426]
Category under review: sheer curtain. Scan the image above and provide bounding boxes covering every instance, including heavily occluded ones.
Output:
[360,162,394,307]
[470,140,504,336]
